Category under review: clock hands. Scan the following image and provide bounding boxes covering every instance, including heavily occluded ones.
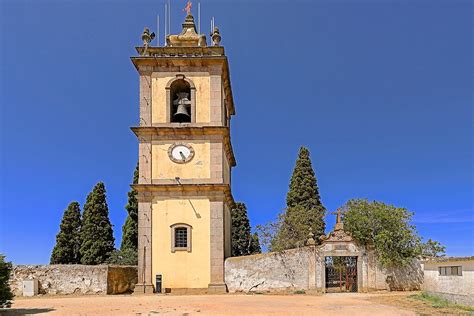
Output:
[179,151,186,162]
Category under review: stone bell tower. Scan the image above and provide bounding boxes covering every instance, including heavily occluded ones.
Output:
[131,11,235,293]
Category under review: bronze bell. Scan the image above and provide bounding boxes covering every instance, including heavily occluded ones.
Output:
[173,92,191,122]
[174,103,190,122]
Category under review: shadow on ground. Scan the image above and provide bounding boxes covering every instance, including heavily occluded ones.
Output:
[0,308,54,315]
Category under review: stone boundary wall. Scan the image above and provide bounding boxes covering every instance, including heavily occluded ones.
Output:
[225,248,313,293]
[225,247,422,293]
[378,259,423,291]
[107,266,139,295]
[10,265,138,296]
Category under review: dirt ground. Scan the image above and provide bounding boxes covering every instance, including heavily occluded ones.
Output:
[1,291,469,316]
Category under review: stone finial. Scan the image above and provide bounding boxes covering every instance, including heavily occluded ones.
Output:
[211,27,221,46]
[167,13,207,47]
[141,27,155,46]
[141,27,155,56]
[307,230,316,246]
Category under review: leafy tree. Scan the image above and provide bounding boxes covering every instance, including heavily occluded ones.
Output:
[420,238,446,258]
[121,164,139,252]
[256,215,280,252]
[106,248,138,265]
[0,254,13,308]
[342,199,421,267]
[80,182,115,265]
[50,202,82,264]
[249,233,262,254]
[270,147,326,251]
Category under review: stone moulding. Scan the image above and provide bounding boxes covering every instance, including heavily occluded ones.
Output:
[132,183,235,208]
[135,46,225,57]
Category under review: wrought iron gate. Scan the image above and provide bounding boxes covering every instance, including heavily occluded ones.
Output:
[325,256,358,293]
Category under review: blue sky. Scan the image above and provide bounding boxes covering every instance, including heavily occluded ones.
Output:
[0,0,472,264]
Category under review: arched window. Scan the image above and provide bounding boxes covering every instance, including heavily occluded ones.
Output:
[170,223,192,252]
[166,75,196,123]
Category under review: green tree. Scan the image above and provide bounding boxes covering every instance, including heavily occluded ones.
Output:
[421,238,446,258]
[249,233,262,254]
[0,254,13,308]
[50,202,82,264]
[342,199,421,267]
[121,164,139,252]
[271,147,326,251]
[231,202,261,256]
[80,182,115,265]
[231,202,251,256]
[106,248,138,265]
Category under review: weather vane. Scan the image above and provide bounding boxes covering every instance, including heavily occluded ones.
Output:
[184,0,192,15]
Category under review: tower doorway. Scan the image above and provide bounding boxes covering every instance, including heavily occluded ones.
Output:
[325,256,358,293]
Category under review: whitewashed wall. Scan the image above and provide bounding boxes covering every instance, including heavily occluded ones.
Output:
[423,258,474,306]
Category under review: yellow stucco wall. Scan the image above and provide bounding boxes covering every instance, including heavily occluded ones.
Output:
[151,73,211,124]
[152,142,210,180]
[152,198,211,289]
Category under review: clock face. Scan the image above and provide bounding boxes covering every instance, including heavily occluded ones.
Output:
[168,143,194,163]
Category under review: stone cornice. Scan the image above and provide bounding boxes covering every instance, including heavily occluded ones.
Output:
[131,126,236,167]
[131,48,235,116]
[135,46,225,57]
[132,183,235,207]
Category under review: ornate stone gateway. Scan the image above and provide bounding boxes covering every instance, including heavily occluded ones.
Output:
[324,256,358,293]
[226,210,423,293]
[315,209,366,293]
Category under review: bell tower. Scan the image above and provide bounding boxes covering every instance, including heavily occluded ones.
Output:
[131,11,235,293]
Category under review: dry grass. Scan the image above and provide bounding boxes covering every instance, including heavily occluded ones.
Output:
[368,291,474,315]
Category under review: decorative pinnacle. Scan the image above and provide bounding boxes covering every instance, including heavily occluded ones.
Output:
[141,27,155,56]
[141,27,155,46]
[307,229,316,246]
[211,27,221,46]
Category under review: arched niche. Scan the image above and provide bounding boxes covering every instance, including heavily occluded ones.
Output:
[166,75,196,123]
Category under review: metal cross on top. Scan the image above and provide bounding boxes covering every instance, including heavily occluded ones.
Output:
[331,208,343,224]
[184,0,192,15]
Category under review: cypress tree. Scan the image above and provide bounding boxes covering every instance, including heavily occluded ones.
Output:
[50,202,82,264]
[272,146,326,250]
[0,254,13,308]
[231,202,261,256]
[80,182,115,265]
[249,233,262,254]
[231,202,251,256]
[121,163,139,251]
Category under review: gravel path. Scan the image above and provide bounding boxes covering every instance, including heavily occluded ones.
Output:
[3,293,416,315]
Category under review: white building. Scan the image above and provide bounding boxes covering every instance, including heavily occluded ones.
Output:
[423,256,474,306]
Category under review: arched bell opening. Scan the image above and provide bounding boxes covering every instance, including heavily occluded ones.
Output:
[170,79,192,123]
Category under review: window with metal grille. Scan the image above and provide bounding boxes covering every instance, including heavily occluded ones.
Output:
[174,227,188,248]
[439,266,462,276]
